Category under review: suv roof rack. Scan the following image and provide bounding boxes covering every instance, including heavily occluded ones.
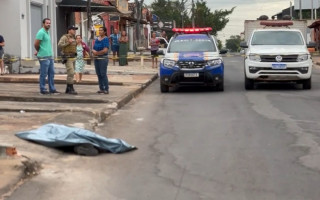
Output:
[260,21,293,28]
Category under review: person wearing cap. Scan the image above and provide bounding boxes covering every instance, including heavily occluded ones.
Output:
[58,25,78,95]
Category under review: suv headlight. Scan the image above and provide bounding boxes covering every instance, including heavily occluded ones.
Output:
[163,59,176,68]
[249,54,261,62]
[207,59,222,67]
[297,54,308,62]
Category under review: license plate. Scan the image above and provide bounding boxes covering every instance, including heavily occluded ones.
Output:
[272,63,287,69]
[184,73,199,78]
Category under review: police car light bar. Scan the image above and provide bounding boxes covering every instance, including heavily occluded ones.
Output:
[172,27,212,33]
[260,21,293,27]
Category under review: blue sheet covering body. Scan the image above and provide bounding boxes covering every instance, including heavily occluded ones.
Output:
[16,123,136,153]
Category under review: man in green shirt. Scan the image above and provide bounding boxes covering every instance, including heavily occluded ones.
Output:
[34,18,60,95]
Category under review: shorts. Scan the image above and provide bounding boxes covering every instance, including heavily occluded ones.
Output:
[151,50,158,57]
[111,45,119,53]
[0,49,4,59]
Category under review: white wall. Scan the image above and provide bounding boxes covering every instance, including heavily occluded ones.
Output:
[0,0,58,59]
[0,0,21,57]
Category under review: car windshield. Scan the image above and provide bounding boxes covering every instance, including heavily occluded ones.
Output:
[168,35,216,52]
[251,31,304,45]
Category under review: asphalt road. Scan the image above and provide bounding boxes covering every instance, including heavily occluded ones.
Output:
[7,56,320,200]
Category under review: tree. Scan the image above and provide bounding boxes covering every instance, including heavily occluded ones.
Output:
[150,0,234,36]
[225,35,241,52]
[193,1,235,36]
[217,39,222,50]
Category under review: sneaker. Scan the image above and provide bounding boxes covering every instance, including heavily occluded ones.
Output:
[50,90,61,95]
[97,90,104,94]
[40,91,50,95]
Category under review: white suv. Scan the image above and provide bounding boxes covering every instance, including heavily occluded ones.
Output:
[240,28,315,90]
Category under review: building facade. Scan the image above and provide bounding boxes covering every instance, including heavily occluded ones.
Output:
[0,0,58,60]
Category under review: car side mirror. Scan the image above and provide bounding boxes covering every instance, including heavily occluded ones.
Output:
[307,42,316,48]
[240,41,248,48]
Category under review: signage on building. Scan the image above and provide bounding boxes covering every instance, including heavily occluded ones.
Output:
[163,21,173,29]
[109,15,120,21]
[294,0,319,10]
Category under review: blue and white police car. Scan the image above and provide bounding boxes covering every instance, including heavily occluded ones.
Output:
[159,27,224,93]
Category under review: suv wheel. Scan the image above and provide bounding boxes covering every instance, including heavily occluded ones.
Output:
[216,81,224,91]
[302,78,311,90]
[160,83,169,93]
[245,76,254,90]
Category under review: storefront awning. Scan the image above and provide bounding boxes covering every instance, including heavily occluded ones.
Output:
[57,0,120,13]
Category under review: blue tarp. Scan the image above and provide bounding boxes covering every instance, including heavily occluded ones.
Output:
[16,123,136,154]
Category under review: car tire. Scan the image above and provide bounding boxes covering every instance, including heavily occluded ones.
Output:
[302,78,311,90]
[216,82,224,91]
[245,76,254,90]
[160,83,169,93]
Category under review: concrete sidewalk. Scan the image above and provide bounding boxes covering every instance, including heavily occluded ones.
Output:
[0,61,158,199]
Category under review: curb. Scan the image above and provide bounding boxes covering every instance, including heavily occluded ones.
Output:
[0,74,158,121]
[0,76,124,86]
[94,73,158,123]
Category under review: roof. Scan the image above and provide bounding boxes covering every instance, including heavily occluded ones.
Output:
[57,0,120,13]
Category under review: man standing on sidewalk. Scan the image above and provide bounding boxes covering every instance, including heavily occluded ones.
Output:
[34,18,60,95]
[110,29,120,65]
[58,25,78,95]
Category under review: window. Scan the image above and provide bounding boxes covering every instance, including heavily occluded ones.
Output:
[251,31,304,45]
[169,37,216,52]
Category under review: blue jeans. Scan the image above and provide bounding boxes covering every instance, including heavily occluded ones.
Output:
[38,57,56,92]
[94,58,109,91]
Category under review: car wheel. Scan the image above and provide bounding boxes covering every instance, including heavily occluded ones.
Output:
[216,82,224,91]
[245,76,254,90]
[160,83,169,93]
[302,78,311,90]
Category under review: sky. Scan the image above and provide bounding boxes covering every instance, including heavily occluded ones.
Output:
[141,0,293,45]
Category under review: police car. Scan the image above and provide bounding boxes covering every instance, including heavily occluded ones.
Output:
[240,21,314,90]
[159,27,224,92]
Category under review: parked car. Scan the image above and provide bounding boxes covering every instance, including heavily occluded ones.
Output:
[240,21,315,90]
[159,27,224,92]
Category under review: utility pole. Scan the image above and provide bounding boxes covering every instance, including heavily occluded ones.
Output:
[191,0,195,28]
[290,1,292,18]
[299,0,302,20]
[87,0,92,64]
[311,0,314,20]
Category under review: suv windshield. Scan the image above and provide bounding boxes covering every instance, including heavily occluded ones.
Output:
[168,35,216,52]
[251,31,304,45]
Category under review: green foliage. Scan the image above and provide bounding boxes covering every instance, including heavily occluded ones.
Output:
[193,1,235,36]
[225,35,241,52]
[150,0,234,36]
[217,39,222,50]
